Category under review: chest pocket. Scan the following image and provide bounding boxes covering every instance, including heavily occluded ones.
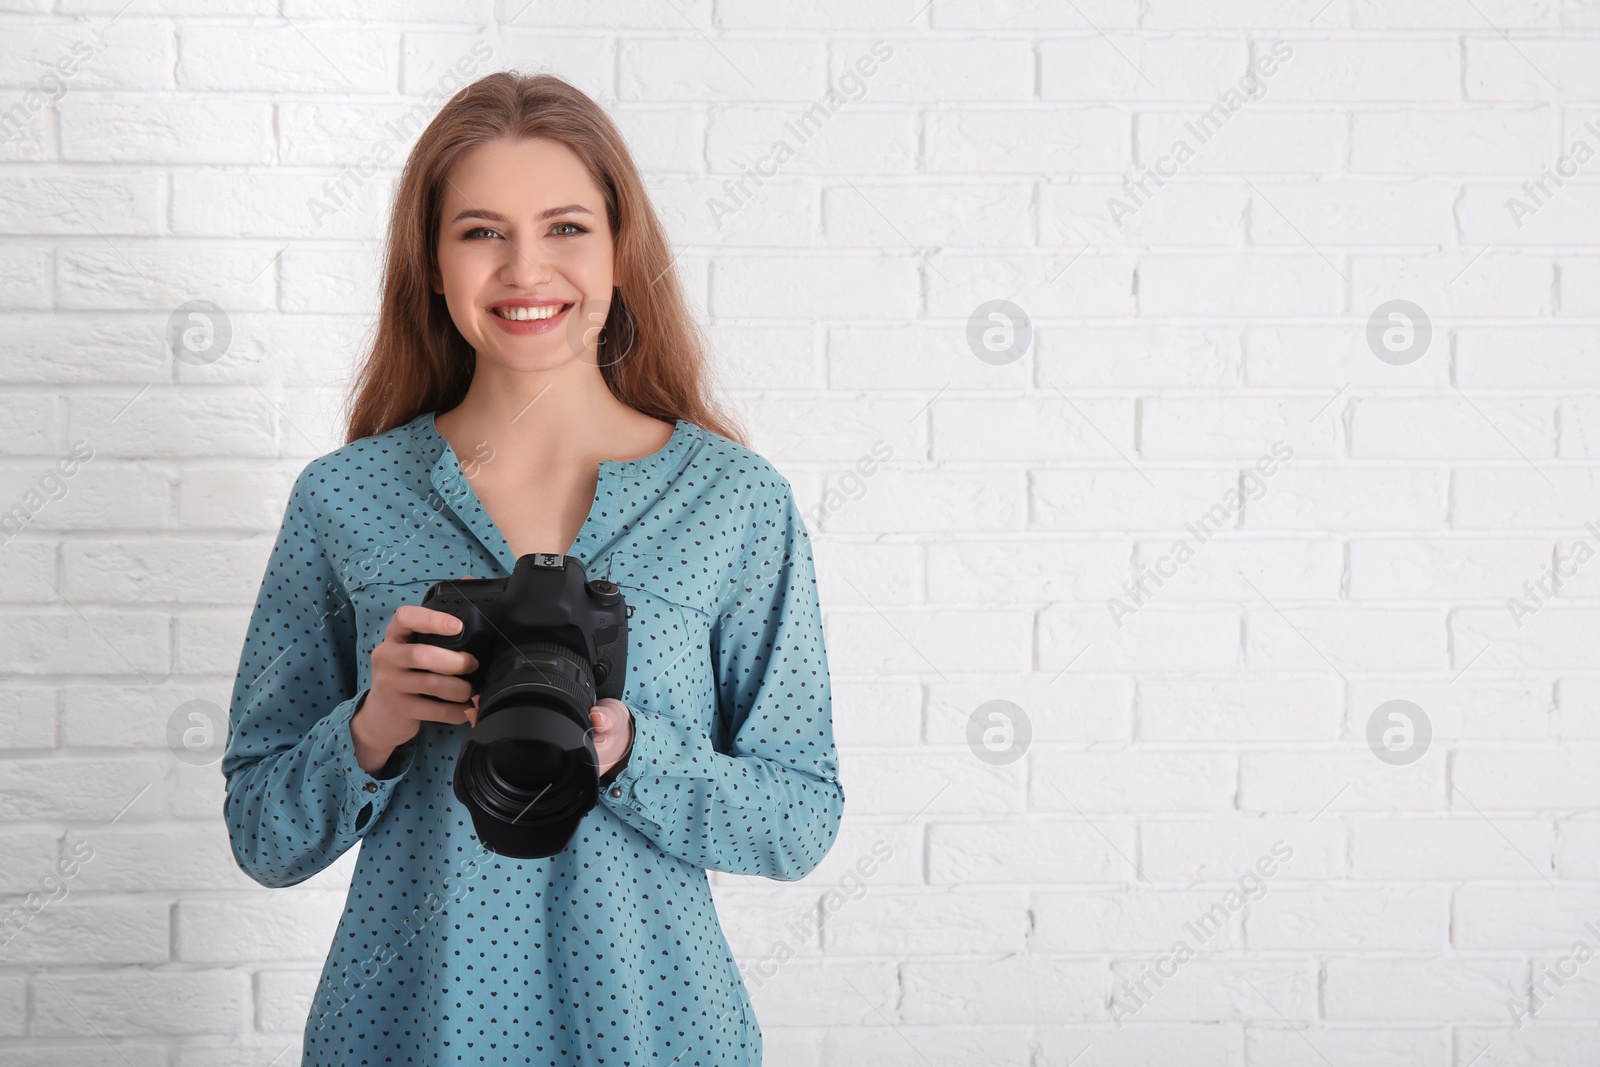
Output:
[602,552,719,742]
[335,547,482,685]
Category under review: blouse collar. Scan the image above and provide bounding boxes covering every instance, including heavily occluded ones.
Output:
[405,411,697,574]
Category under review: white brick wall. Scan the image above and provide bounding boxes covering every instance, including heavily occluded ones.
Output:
[2,1,1598,1064]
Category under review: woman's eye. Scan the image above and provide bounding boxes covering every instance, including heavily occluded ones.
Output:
[462,223,586,239]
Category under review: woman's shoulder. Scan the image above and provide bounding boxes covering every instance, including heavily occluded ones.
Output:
[288,416,433,508]
[679,420,795,506]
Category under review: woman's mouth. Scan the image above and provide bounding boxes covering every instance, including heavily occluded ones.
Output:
[488,302,573,335]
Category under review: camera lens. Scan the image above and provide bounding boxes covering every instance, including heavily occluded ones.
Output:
[462,738,590,827]
[488,738,571,793]
[455,639,599,830]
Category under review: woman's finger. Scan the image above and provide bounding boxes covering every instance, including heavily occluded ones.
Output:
[402,695,475,724]
[388,603,466,641]
[405,669,474,704]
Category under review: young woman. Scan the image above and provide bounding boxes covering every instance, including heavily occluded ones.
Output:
[222,72,844,1065]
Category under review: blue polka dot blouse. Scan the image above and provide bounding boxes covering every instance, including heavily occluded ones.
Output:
[221,412,845,1065]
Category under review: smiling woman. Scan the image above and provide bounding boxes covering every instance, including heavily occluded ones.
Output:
[220,72,845,1067]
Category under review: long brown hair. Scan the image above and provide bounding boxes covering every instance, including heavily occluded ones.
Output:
[343,71,745,446]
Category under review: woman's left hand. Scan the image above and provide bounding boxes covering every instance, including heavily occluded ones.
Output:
[589,697,634,777]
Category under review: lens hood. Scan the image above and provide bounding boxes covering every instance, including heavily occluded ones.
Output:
[453,708,599,859]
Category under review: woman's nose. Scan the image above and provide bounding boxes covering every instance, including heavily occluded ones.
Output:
[499,238,553,288]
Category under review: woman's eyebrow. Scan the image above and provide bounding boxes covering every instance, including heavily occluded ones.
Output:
[450,204,594,225]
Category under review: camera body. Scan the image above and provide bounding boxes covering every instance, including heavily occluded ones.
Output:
[412,552,630,859]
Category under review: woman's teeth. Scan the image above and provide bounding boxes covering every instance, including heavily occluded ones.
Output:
[493,304,567,321]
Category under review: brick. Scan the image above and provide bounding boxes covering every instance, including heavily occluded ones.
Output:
[840,751,1023,817]
[1455,886,1600,949]
[1139,397,1339,458]
[1035,888,1246,952]
[1249,178,1458,245]
[1240,749,1446,812]
[1138,675,1342,742]
[823,889,1027,955]
[926,675,1133,744]
[933,397,1135,461]
[1244,606,1446,671]
[1324,957,1524,1020]
[619,38,829,102]
[1042,181,1250,248]
[1351,817,1554,881]
[1235,470,1452,531]
[930,251,1139,317]
[177,893,345,962]
[746,960,897,1026]
[32,968,250,1036]
[1137,109,1345,174]
[1245,886,1448,950]
[928,819,1138,885]
[1139,254,1344,316]
[1041,36,1246,103]
[0,613,169,676]
[825,38,1033,104]
[1270,38,1459,101]
[59,92,271,163]
[177,25,397,92]
[1244,325,1447,387]
[1029,750,1236,812]
[1246,1027,1447,1066]
[1040,605,1242,673]
[1039,326,1242,387]
[1468,37,1600,100]
[1106,960,1315,1022]
[1453,745,1600,809]
[1352,253,1553,316]
[0,899,169,964]
[710,254,919,319]
[1141,818,1345,881]
[928,108,1128,174]
[902,956,1104,1023]
[712,106,915,176]
[1347,538,1558,600]
[1351,106,1554,173]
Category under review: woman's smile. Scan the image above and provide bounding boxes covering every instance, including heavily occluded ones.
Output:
[486,299,574,335]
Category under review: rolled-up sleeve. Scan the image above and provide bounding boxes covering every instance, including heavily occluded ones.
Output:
[599,481,845,881]
[221,465,419,889]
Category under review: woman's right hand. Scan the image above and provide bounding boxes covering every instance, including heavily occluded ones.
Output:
[351,604,480,766]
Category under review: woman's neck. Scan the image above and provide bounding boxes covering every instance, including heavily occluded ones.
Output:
[433,363,665,477]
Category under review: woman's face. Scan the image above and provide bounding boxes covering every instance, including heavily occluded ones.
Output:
[431,136,614,370]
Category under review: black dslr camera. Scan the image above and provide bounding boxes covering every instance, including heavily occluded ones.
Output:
[411,552,630,859]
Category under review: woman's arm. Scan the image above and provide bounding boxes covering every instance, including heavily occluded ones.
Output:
[598,481,846,881]
[220,465,420,889]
